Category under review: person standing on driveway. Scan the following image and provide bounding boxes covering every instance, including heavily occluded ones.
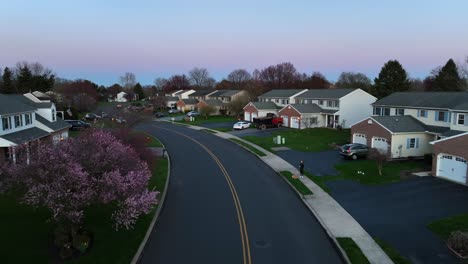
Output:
[299,160,304,179]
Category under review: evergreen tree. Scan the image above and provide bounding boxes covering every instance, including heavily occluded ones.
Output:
[372,60,411,98]
[1,67,15,94]
[133,83,146,100]
[433,59,462,91]
[16,65,33,93]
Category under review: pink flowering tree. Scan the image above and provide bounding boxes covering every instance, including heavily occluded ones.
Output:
[1,130,158,257]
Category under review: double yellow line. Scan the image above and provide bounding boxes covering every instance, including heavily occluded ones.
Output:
[157,126,252,264]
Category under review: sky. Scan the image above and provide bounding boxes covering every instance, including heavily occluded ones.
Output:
[1,0,467,86]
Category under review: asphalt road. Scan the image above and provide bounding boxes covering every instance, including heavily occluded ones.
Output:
[137,122,343,264]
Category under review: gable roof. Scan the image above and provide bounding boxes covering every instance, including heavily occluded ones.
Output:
[181,98,199,104]
[287,104,323,113]
[10,94,52,108]
[201,99,225,107]
[0,94,36,115]
[164,96,179,101]
[258,89,306,98]
[373,92,468,111]
[245,102,280,110]
[31,91,51,100]
[371,115,428,133]
[430,132,468,145]
[189,90,214,97]
[35,115,71,131]
[295,89,356,99]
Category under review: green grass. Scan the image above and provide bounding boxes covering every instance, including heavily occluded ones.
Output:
[201,129,217,134]
[427,213,468,240]
[178,115,237,126]
[68,130,80,138]
[0,148,169,264]
[139,132,163,147]
[241,128,350,152]
[212,127,233,132]
[374,238,411,264]
[229,138,266,157]
[337,237,370,264]
[279,171,313,195]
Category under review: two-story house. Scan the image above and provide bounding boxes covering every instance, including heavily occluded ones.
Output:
[173,89,196,99]
[0,92,71,165]
[278,89,376,129]
[351,92,468,167]
[188,90,216,101]
[257,89,308,107]
[207,90,248,103]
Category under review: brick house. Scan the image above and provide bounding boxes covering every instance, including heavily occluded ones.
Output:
[430,133,468,185]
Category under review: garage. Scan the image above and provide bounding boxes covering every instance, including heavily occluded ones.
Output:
[291,117,300,129]
[244,112,251,122]
[436,154,467,184]
[252,112,257,120]
[353,133,367,145]
[281,115,289,127]
[372,137,389,153]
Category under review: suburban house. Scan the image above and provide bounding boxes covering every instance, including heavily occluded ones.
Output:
[207,90,248,103]
[280,89,376,129]
[163,96,179,109]
[243,102,281,122]
[196,99,225,115]
[188,90,216,100]
[350,92,468,159]
[173,89,196,99]
[430,132,468,185]
[176,98,199,112]
[257,89,308,107]
[0,92,71,165]
[115,91,128,102]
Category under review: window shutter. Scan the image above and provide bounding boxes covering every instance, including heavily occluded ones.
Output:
[434,111,438,121]
[446,112,450,122]
[465,114,468,126]
[415,138,419,148]
[417,110,420,117]
[406,138,410,149]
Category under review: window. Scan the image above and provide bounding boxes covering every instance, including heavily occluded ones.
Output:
[52,109,56,121]
[25,113,32,125]
[373,107,390,116]
[286,99,289,104]
[395,108,405,116]
[458,114,465,125]
[383,108,390,116]
[418,110,427,118]
[282,99,286,105]
[275,99,279,103]
[327,100,332,107]
[318,100,323,105]
[436,111,447,122]
[14,115,23,128]
[374,107,381,116]
[409,138,416,148]
[407,138,419,149]
[2,117,11,130]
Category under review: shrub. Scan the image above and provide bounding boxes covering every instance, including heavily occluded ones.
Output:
[447,231,468,257]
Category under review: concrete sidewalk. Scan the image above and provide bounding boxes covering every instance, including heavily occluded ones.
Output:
[163,121,393,264]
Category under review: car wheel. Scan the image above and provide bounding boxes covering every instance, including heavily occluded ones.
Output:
[351,154,357,160]
[260,124,266,130]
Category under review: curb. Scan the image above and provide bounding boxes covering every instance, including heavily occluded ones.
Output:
[131,142,171,264]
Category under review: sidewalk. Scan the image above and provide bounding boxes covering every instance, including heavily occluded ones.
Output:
[215,130,393,264]
[164,122,393,264]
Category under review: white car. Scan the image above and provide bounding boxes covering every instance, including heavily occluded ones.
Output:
[233,121,250,130]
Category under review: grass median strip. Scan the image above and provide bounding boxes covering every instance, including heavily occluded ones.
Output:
[229,138,266,157]
[427,213,468,240]
[280,171,313,195]
[374,238,411,264]
[201,129,217,134]
[337,237,370,264]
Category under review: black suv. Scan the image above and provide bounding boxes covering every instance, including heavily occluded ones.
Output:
[65,120,91,131]
[339,143,369,160]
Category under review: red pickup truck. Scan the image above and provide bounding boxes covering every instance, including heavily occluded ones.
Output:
[252,113,283,130]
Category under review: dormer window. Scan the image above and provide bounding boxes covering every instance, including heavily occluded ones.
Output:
[14,115,23,128]
[25,113,32,125]
[52,109,56,121]
[2,116,11,130]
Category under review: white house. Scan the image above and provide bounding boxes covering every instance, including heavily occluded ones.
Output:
[115,92,128,102]
[257,89,308,107]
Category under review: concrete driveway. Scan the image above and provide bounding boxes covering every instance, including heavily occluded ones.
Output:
[327,176,468,264]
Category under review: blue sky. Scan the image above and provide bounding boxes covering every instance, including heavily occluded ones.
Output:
[1,0,467,86]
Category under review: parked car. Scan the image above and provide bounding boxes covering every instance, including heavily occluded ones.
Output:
[233,121,250,130]
[186,111,200,117]
[339,143,369,160]
[154,112,165,118]
[168,108,180,114]
[100,112,109,118]
[83,113,101,121]
[65,120,91,131]
[115,117,126,124]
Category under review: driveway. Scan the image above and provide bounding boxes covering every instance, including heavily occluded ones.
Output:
[137,122,343,264]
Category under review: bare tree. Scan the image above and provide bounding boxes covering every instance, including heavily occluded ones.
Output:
[199,105,216,118]
[120,72,136,90]
[227,94,250,116]
[368,148,387,176]
[335,72,372,90]
[189,67,211,88]
[153,77,167,92]
[258,62,298,89]
[301,117,319,129]
[228,69,252,89]
[151,96,168,110]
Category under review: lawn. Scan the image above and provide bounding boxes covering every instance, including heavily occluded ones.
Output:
[336,237,370,264]
[229,138,266,157]
[212,127,233,132]
[374,238,411,264]
[279,171,313,195]
[242,128,350,152]
[0,144,169,263]
[427,213,468,240]
[178,115,237,126]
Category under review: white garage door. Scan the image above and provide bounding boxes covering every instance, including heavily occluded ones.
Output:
[372,137,389,154]
[353,133,367,145]
[244,112,251,122]
[437,154,467,184]
[291,117,300,129]
[281,115,289,127]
